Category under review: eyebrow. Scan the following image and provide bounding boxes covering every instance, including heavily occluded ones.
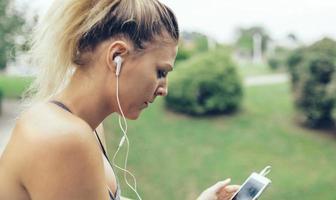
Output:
[162,63,174,72]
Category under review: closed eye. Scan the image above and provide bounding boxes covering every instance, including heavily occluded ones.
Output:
[157,69,168,79]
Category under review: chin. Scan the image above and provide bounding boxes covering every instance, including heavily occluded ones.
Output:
[124,111,141,120]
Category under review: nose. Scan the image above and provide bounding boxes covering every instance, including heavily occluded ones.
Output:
[156,86,168,97]
[155,78,168,97]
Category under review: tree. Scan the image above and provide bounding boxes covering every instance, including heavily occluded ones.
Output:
[181,31,210,53]
[235,26,271,58]
[287,33,298,43]
[0,0,26,70]
[176,31,219,63]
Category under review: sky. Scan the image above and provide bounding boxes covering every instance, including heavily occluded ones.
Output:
[17,0,336,44]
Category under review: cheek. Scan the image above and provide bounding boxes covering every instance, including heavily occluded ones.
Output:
[124,82,158,119]
[143,79,157,93]
[136,70,158,94]
[126,75,156,103]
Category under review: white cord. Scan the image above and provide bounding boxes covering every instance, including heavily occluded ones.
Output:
[112,76,142,200]
[259,166,272,177]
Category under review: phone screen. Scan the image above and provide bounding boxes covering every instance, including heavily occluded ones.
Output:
[231,177,265,200]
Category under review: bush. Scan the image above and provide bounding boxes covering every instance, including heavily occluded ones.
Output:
[165,49,243,116]
[288,38,336,128]
[268,57,281,70]
[175,47,193,63]
[294,55,336,127]
[287,48,305,86]
[267,47,291,70]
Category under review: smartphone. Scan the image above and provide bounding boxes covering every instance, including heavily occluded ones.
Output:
[230,172,271,200]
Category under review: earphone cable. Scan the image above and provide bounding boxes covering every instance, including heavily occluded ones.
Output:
[112,75,142,200]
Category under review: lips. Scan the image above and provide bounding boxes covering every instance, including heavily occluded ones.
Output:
[144,100,154,107]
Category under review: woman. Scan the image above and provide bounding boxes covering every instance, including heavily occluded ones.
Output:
[0,0,239,199]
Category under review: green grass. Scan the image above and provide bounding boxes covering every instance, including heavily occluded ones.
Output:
[0,75,33,98]
[238,62,286,77]
[105,83,336,200]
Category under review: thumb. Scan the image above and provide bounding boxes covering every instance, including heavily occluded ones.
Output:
[211,178,231,192]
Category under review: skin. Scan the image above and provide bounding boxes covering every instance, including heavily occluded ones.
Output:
[0,33,239,200]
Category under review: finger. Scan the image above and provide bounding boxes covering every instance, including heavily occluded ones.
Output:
[217,185,240,198]
[217,191,234,200]
[217,193,229,200]
[212,178,231,192]
[226,192,236,200]
[224,185,241,193]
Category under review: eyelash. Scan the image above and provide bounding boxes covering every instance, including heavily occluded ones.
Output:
[157,69,168,79]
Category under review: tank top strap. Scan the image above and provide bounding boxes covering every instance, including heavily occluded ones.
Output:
[50,100,72,113]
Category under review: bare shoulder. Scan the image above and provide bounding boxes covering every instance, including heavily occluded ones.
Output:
[15,102,92,138]
[12,103,108,199]
[12,102,95,159]
[14,101,96,169]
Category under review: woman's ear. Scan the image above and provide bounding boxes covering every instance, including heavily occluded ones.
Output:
[106,40,130,72]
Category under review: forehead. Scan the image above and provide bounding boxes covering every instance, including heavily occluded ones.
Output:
[141,39,178,63]
[149,42,177,57]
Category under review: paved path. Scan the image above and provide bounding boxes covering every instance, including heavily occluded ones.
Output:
[244,73,289,86]
[0,99,21,155]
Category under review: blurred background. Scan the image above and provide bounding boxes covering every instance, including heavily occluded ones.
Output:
[1,0,336,199]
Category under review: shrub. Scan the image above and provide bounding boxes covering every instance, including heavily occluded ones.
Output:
[294,55,336,127]
[287,48,305,86]
[175,47,193,63]
[268,47,291,70]
[288,38,336,128]
[165,49,243,116]
[268,57,280,70]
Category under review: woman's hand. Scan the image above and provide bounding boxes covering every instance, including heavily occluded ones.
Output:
[197,178,240,200]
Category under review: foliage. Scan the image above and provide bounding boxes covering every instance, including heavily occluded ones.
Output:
[175,45,193,63]
[165,48,243,116]
[287,48,305,85]
[267,46,291,70]
[0,0,29,70]
[181,31,210,52]
[287,38,336,128]
[235,26,271,56]
[176,31,217,63]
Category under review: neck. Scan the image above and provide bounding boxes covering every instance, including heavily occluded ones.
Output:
[54,68,114,130]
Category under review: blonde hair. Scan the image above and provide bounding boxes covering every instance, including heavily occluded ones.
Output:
[24,0,179,104]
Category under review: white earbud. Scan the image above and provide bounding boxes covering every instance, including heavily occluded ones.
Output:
[114,56,123,76]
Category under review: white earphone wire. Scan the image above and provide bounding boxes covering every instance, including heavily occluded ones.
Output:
[112,68,142,200]
[259,166,272,177]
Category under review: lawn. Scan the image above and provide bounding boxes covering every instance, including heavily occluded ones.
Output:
[0,74,33,98]
[105,83,336,200]
[1,70,335,200]
[238,62,286,77]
